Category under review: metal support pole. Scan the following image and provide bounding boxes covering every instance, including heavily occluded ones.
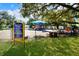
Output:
[12,21,15,45]
[23,23,25,48]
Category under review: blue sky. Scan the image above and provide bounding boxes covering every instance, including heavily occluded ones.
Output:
[0,3,29,23]
[0,3,21,10]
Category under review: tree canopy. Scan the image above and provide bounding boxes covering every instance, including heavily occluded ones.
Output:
[21,3,79,25]
[0,11,15,29]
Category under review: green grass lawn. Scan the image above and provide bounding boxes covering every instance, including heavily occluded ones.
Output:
[0,36,79,56]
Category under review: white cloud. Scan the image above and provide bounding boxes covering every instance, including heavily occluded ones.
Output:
[7,9,29,23]
[0,9,29,24]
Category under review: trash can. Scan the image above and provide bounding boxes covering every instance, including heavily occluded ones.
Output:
[49,32,57,37]
[53,32,57,37]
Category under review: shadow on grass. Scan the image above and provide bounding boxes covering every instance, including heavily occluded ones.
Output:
[2,36,79,56]
[3,44,26,56]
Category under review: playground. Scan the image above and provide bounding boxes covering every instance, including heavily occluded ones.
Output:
[0,3,79,56]
[0,20,79,56]
[0,21,79,56]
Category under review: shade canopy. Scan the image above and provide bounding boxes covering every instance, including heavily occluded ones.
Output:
[31,20,47,25]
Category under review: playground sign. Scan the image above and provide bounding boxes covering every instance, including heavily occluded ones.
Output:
[12,22,25,46]
[14,23,23,38]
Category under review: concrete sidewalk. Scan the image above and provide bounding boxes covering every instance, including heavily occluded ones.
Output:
[0,29,49,40]
[0,30,12,40]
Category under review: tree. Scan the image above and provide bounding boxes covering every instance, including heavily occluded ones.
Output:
[0,11,15,30]
[21,3,79,27]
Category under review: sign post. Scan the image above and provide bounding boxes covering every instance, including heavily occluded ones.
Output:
[12,21,25,48]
